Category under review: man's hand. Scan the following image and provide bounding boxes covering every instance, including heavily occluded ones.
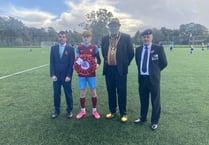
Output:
[51,75,57,81]
[65,76,71,82]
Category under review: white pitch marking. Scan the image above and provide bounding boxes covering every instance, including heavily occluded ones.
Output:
[0,64,49,80]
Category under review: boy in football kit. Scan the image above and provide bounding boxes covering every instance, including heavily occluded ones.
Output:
[75,30,101,119]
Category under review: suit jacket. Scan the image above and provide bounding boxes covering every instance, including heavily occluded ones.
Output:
[50,44,75,81]
[101,33,134,76]
[135,44,167,85]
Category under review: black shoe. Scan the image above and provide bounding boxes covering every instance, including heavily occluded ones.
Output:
[66,112,73,119]
[134,118,146,124]
[151,124,158,131]
[51,112,59,119]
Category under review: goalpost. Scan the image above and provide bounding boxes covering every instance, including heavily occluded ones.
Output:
[40,41,57,48]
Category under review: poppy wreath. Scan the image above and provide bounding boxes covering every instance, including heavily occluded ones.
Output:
[74,54,97,76]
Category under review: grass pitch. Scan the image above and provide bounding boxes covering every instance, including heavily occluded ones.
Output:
[0,47,209,145]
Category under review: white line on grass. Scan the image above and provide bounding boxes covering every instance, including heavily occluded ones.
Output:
[0,64,49,80]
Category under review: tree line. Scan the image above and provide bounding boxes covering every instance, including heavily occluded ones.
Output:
[0,9,209,47]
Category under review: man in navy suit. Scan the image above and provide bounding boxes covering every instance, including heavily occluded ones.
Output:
[101,18,134,123]
[50,31,75,119]
[134,29,167,130]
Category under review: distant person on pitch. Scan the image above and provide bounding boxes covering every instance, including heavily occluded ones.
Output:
[190,45,194,54]
[201,42,205,51]
[169,42,174,51]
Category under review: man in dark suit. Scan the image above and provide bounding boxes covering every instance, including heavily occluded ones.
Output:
[134,29,167,130]
[50,31,75,119]
[101,18,134,123]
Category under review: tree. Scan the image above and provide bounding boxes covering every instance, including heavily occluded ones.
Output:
[1,16,209,47]
[179,23,209,44]
[132,30,141,45]
[79,8,113,45]
[152,28,164,44]
[15,37,23,46]
[67,30,82,46]
[47,27,57,41]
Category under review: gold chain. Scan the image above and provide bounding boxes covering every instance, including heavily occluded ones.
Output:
[109,33,121,54]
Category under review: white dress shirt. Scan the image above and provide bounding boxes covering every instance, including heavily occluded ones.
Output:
[59,43,66,58]
[140,44,152,75]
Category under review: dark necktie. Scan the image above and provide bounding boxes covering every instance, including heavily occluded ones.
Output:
[142,47,148,73]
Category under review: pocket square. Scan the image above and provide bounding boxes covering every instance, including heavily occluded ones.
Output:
[152,54,158,60]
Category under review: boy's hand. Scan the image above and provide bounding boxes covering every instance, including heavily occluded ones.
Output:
[96,64,100,69]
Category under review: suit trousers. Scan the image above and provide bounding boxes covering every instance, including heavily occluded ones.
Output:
[53,80,73,113]
[105,66,127,116]
[139,75,161,124]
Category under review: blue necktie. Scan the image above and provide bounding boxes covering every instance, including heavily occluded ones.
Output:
[142,47,148,73]
[59,46,64,58]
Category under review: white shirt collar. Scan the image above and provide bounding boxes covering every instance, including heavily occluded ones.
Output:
[143,44,152,49]
[59,43,66,47]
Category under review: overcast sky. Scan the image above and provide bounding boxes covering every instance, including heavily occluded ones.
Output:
[0,0,208,36]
